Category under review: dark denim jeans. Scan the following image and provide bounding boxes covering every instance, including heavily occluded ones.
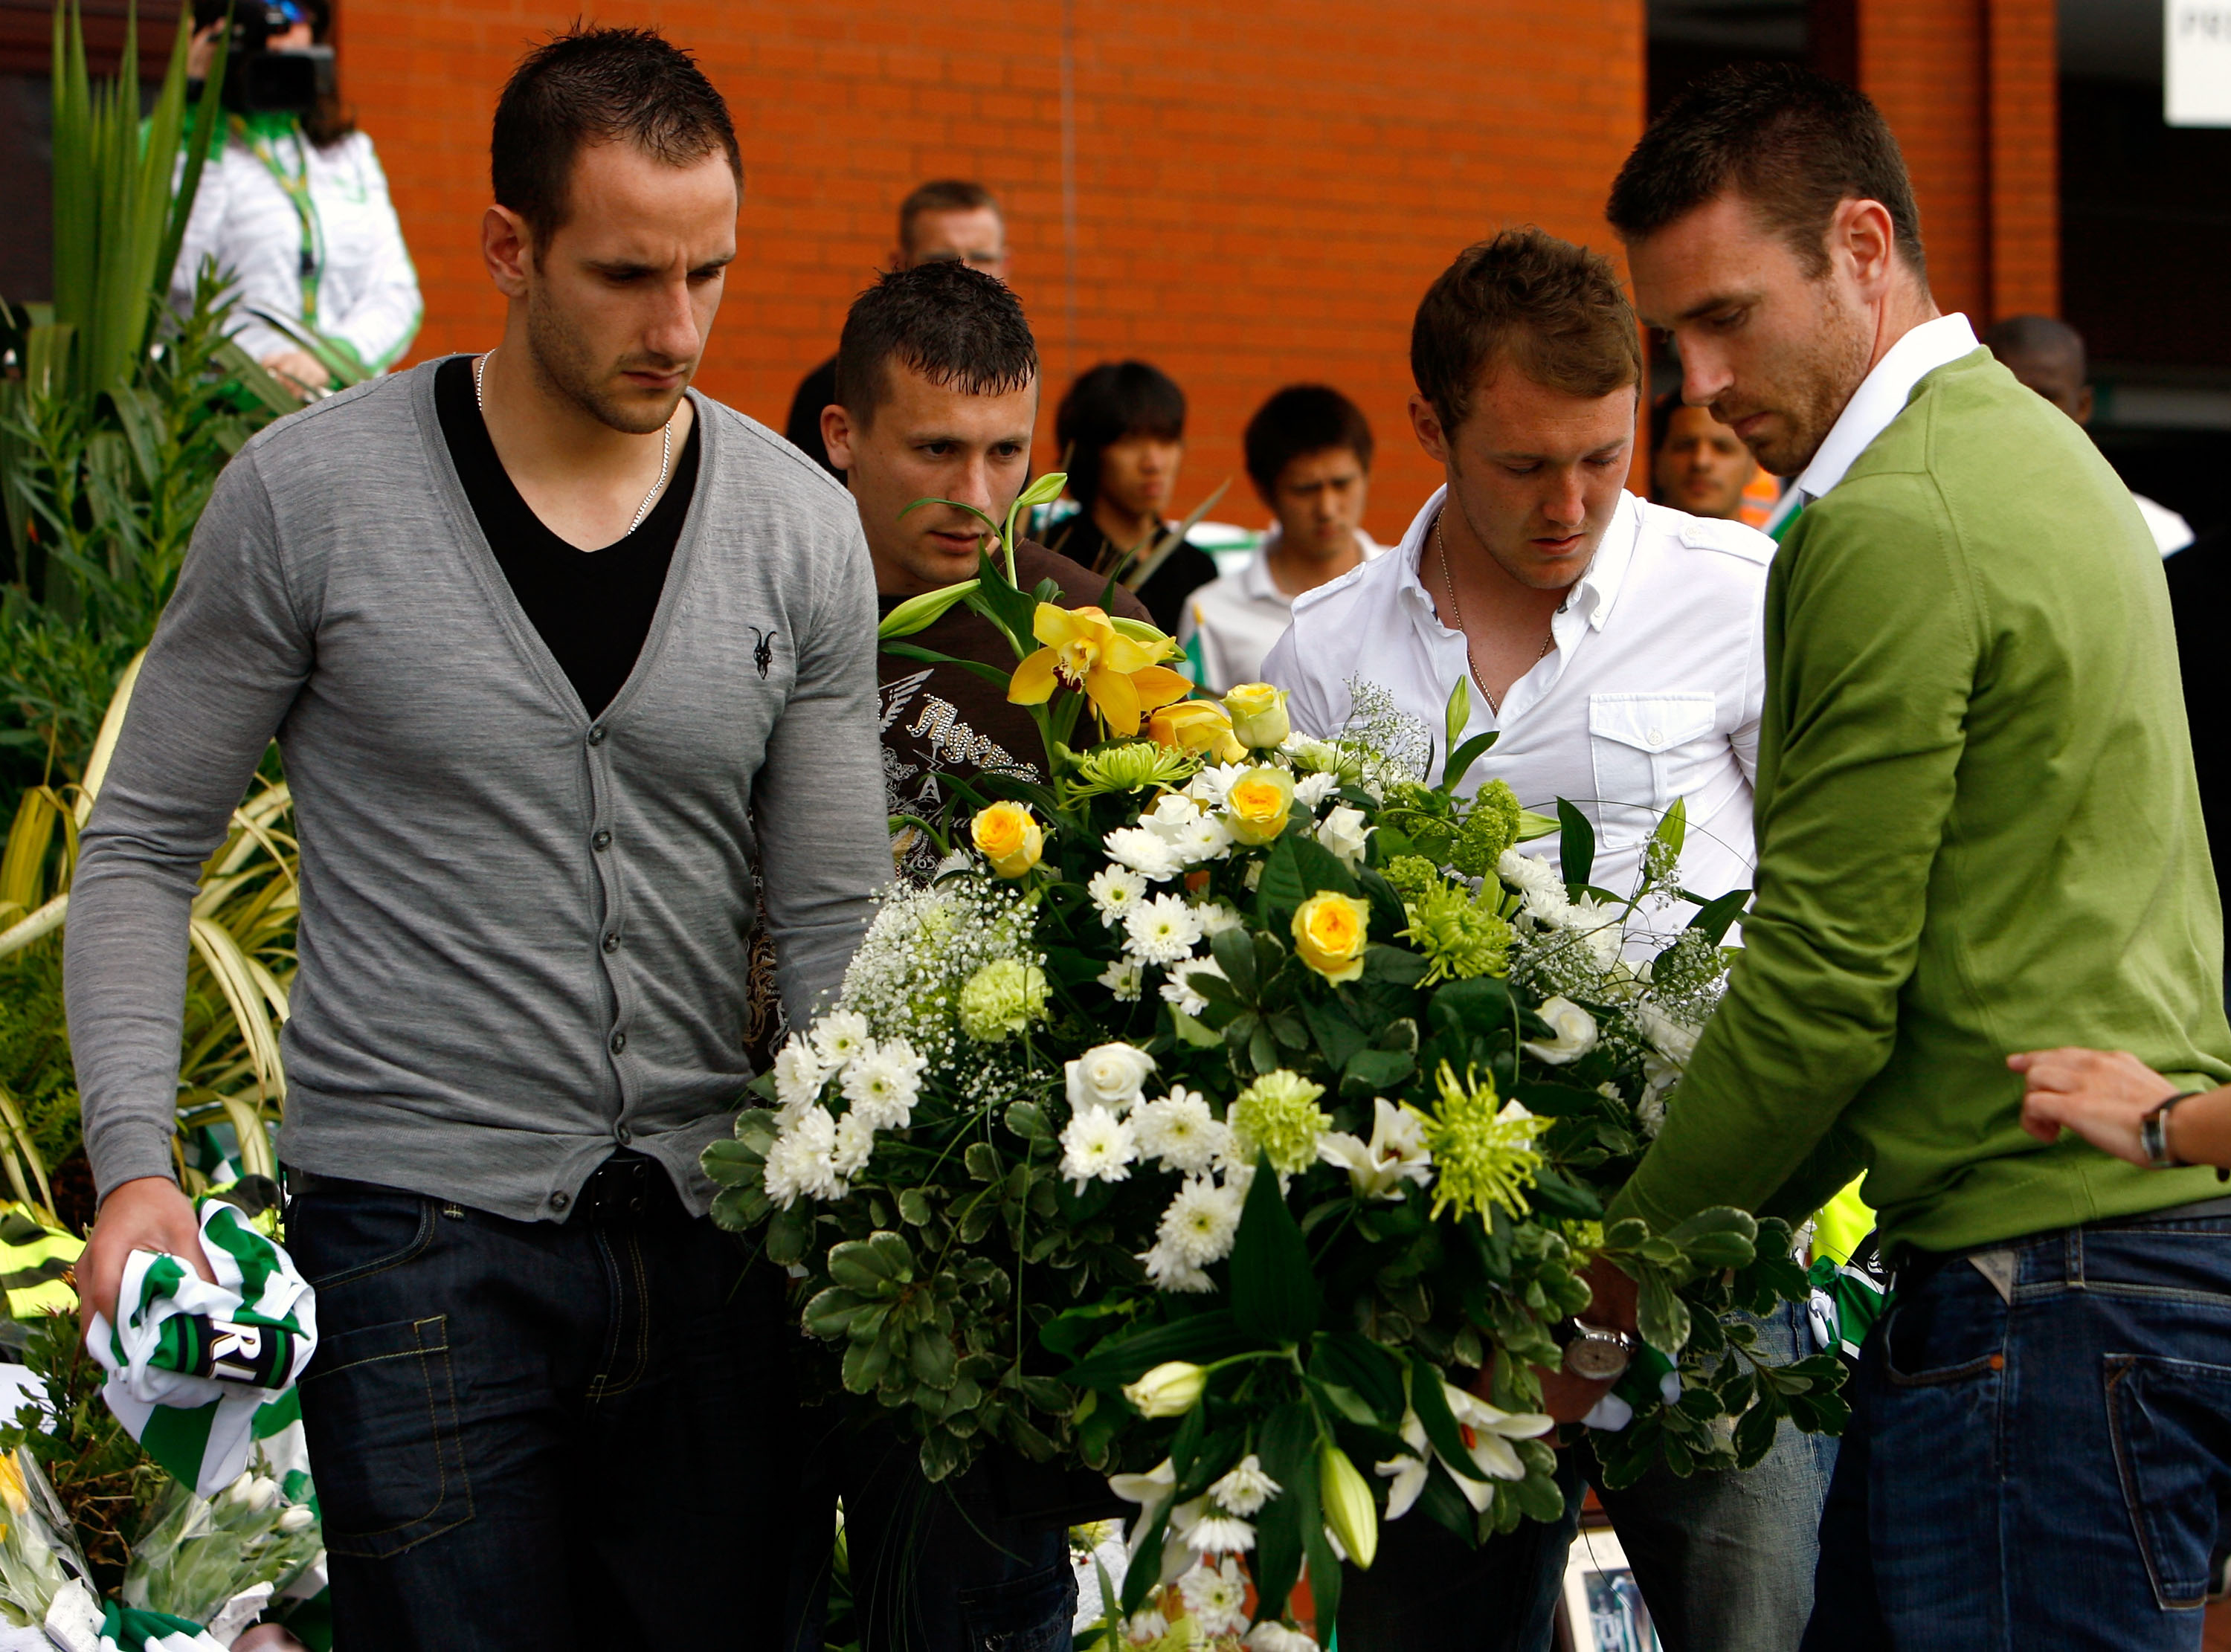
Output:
[1803,1210,2231,1652]
[785,1420,1075,1652]
[288,1171,808,1651]
[1340,1300,1835,1652]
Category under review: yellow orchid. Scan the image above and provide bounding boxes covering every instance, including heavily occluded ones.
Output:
[1007,604,1191,738]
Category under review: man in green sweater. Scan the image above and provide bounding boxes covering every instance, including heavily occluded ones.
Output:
[1597,64,2231,1651]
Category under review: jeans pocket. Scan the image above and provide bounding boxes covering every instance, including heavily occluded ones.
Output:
[1879,1260,2010,1388]
[292,1188,437,1293]
[299,1314,471,1560]
[956,1560,1077,1652]
[2105,1353,2231,1608]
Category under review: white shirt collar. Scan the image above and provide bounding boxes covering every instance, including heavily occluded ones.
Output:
[1794,312,1980,501]
[1396,485,1643,638]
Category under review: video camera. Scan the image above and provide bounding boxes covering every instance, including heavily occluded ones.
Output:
[193,0,335,117]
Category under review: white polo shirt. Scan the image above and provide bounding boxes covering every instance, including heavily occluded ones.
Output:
[1178,529,1386,693]
[1261,487,1771,909]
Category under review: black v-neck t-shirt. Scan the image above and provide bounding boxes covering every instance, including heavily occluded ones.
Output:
[434,353,702,716]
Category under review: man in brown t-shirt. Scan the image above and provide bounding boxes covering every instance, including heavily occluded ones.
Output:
[821,259,1151,883]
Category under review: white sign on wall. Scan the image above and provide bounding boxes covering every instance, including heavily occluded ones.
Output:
[2167,0,2231,126]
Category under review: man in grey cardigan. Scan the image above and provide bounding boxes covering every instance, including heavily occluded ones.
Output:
[65,28,890,1648]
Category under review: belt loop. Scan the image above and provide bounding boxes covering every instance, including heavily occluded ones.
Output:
[2066,1226,2084,1290]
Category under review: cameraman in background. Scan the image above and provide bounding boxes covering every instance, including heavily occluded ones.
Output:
[176,0,421,398]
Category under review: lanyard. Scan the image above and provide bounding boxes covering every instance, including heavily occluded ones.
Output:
[234,114,323,325]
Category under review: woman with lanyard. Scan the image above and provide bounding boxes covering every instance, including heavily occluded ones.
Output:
[173,0,422,399]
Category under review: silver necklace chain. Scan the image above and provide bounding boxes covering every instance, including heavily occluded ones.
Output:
[1434,512,1556,715]
[476,348,673,538]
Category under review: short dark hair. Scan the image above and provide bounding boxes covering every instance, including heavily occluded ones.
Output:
[1055,362,1187,512]
[833,261,1038,428]
[1982,314,2086,379]
[492,26,741,251]
[1606,62,1925,280]
[1243,385,1374,497]
[898,180,1001,255]
[1410,228,1642,432]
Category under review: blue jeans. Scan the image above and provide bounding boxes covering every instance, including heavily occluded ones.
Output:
[1595,1299,1840,1652]
[787,1422,1076,1652]
[1339,1300,1835,1652]
[288,1168,808,1651]
[1803,1210,2231,1651]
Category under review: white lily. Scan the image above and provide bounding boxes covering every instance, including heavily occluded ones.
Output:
[1107,1459,1206,1585]
[1316,1097,1435,1199]
[1374,1382,1554,1516]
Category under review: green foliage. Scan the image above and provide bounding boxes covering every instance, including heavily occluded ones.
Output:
[0,948,81,1169]
[0,1315,164,1595]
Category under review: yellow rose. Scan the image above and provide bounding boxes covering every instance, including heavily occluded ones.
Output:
[1223,765,1295,846]
[971,801,1044,879]
[1292,890,1369,982]
[1147,699,1246,766]
[1223,683,1291,749]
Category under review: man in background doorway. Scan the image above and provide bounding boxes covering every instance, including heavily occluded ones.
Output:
[1650,389,1760,522]
[784,179,1010,476]
[1983,313,2195,555]
[1179,384,1384,692]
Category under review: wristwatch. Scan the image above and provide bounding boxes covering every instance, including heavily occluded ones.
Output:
[1555,1318,1637,1382]
[2143,1091,2203,1169]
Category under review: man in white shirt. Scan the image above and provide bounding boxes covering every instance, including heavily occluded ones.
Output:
[1980,312,2195,555]
[1266,228,1832,1652]
[1180,385,1384,690]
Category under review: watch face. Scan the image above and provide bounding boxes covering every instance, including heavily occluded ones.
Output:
[1565,1334,1632,1382]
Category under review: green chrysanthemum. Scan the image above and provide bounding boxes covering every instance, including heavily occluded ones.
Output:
[1382,854,1443,901]
[1229,1070,1332,1176]
[1421,1060,1548,1222]
[1069,741,1197,797]
[1401,884,1513,983]
[956,958,1051,1043]
[1450,778,1524,877]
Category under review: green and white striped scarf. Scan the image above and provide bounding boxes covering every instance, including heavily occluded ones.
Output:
[86,1201,316,1498]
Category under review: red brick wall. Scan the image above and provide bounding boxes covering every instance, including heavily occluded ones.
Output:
[340,0,1646,532]
[1858,0,2057,325]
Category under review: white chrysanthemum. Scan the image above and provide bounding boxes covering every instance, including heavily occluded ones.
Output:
[1089,865,1150,926]
[1559,894,1623,968]
[1498,846,1559,896]
[1185,1513,1257,1558]
[1098,958,1144,1001]
[770,1034,829,1111]
[1185,762,1249,808]
[830,1111,877,1177]
[1104,826,1185,882]
[1197,903,1246,937]
[762,1107,846,1207]
[1292,770,1339,810]
[1125,1608,1169,1644]
[1208,1454,1281,1517]
[1060,1105,1138,1190]
[1156,1174,1244,1266]
[840,1039,927,1130]
[1159,953,1226,1019]
[1180,1557,1251,1635]
[1246,1622,1319,1652]
[1133,1088,1228,1175]
[1139,1239,1215,1293]
[1168,814,1235,865]
[1125,894,1205,966]
[809,1010,873,1071]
